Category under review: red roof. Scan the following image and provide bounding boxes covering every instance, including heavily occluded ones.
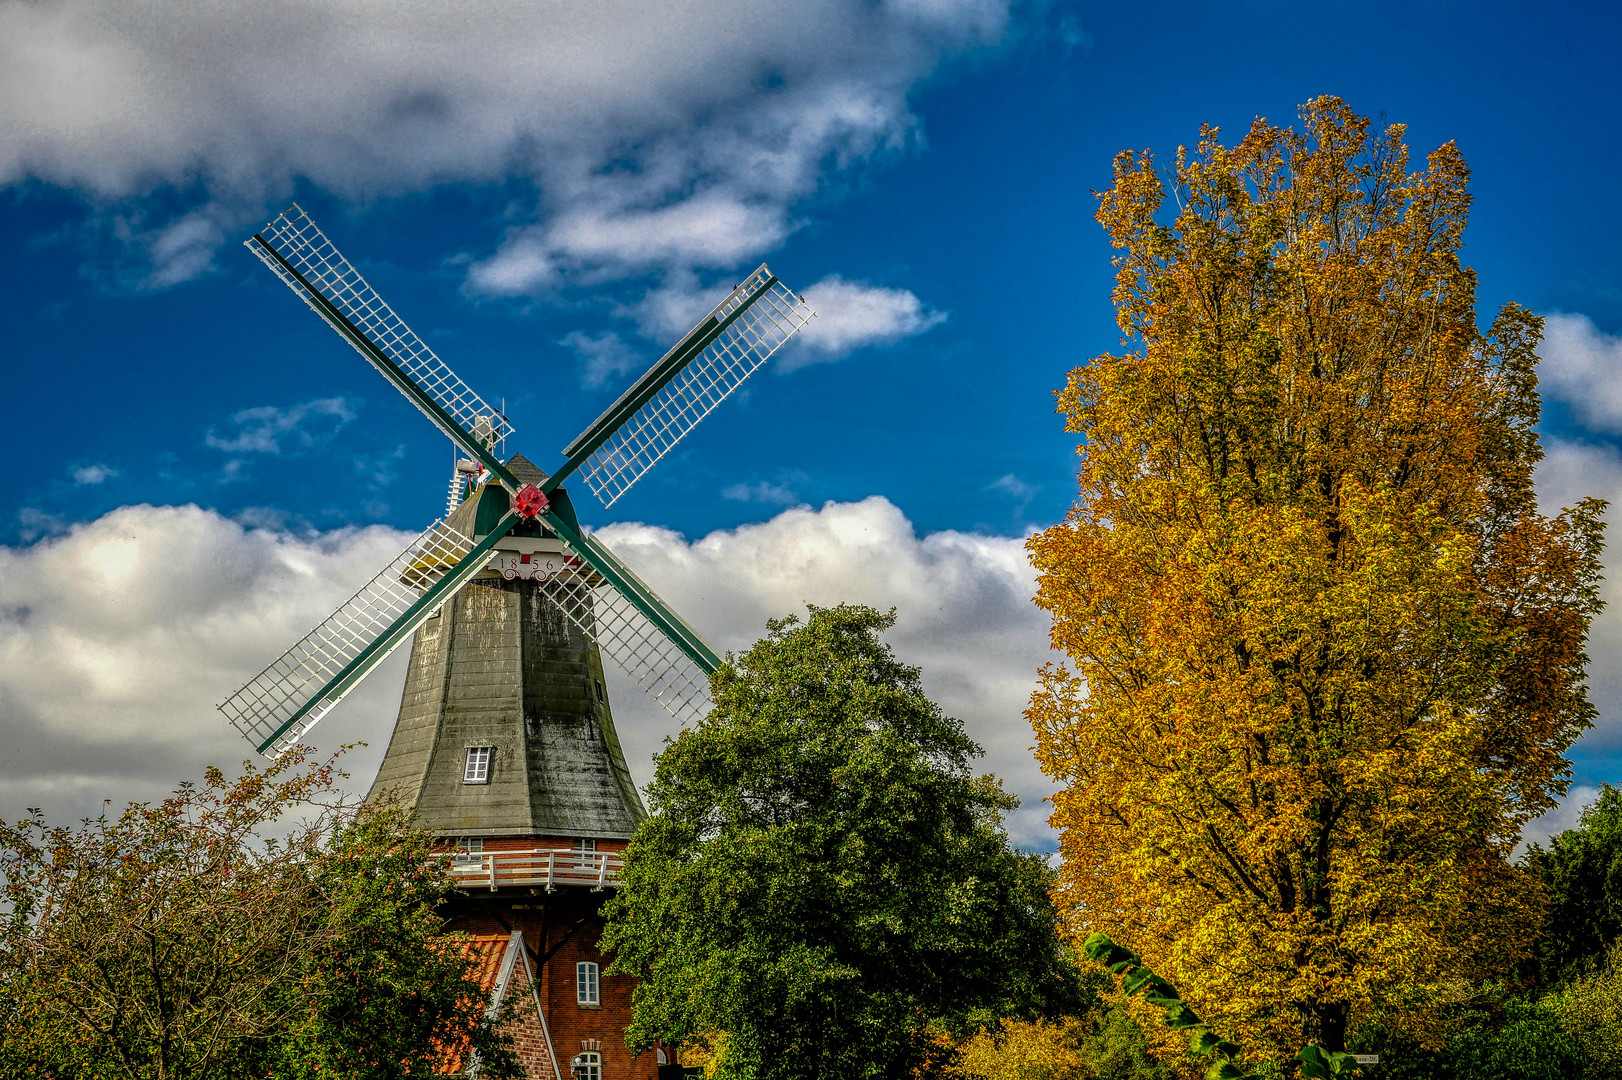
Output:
[434,933,513,1074]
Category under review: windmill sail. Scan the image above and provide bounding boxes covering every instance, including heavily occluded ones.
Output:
[247,205,515,464]
[555,265,814,507]
[219,515,515,758]
[540,531,714,724]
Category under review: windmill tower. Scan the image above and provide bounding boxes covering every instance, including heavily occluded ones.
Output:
[218,206,816,1079]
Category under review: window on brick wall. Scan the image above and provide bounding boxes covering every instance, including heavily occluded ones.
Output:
[572,836,597,869]
[452,837,483,866]
[573,1051,601,1079]
[576,961,600,1007]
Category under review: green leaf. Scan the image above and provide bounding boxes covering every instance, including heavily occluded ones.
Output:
[1296,1044,1332,1080]
[1123,967,1170,997]
[1326,1050,1363,1076]
[1081,932,1115,962]
[1188,1029,1223,1056]
[1205,1062,1246,1080]
[1080,931,1141,974]
[1165,1003,1203,1030]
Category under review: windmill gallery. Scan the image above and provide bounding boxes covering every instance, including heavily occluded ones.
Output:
[217,206,819,1079]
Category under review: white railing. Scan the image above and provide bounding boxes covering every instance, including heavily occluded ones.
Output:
[448,849,625,892]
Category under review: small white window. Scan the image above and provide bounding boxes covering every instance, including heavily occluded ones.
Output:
[463,746,492,784]
[576,961,600,1007]
[573,1051,601,1079]
[452,837,483,866]
[572,836,597,868]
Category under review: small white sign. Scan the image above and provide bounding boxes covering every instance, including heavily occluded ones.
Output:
[1352,1055,1380,1065]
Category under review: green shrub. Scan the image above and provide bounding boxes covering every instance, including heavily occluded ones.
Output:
[1365,997,1583,1080]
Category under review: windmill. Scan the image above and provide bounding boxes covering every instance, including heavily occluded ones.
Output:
[218,204,814,763]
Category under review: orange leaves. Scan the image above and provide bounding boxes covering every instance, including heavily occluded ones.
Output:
[1031,98,1605,1063]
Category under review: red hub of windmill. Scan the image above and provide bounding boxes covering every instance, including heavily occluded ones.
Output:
[513,484,549,519]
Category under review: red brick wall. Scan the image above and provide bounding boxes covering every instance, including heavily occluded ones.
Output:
[444,859,660,1080]
[503,949,559,1080]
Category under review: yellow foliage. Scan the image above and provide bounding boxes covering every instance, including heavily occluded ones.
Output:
[1029,97,1607,1061]
[954,1020,1090,1080]
[678,1031,725,1076]
[1557,946,1622,1077]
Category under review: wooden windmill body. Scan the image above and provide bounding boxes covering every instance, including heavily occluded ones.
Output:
[216,206,819,1079]
[367,459,651,1078]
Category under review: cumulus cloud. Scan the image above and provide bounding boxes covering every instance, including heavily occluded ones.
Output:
[0,505,414,823]
[1535,438,1622,750]
[789,275,947,367]
[1540,313,1622,433]
[205,396,355,454]
[596,497,1058,845]
[721,480,804,506]
[2,0,1015,287]
[71,463,116,486]
[561,330,642,390]
[989,473,1038,514]
[0,498,1058,849]
[1521,784,1602,853]
[1513,438,1622,850]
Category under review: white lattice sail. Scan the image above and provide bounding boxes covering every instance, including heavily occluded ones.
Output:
[248,204,514,449]
[571,266,814,507]
[219,520,476,757]
[543,536,714,724]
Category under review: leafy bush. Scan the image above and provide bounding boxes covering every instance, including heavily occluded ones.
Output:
[1360,997,1581,1080]
[1554,943,1622,1079]
[1524,784,1622,984]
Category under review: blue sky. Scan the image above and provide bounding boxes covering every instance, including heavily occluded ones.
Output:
[3,0,1621,846]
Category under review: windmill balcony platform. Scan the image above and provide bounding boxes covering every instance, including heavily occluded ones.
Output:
[449,848,625,892]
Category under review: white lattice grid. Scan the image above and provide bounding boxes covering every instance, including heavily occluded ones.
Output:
[219,520,475,757]
[248,204,514,448]
[577,271,814,507]
[541,555,713,725]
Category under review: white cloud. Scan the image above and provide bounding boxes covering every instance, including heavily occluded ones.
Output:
[205,396,355,454]
[620,271,739,341]
[1521,784,1601,854]
[1,0,1015,286]
[0,497,1058,849]
[561,330,642,390]
[989,472,1038,514]
[1540,313,1622,433]
[722,480,804,506]
[596,497,1058,846]
[1535,438,1622,763]
[72,463,116,486]
[0,505,413,824]
[788,274,947,367]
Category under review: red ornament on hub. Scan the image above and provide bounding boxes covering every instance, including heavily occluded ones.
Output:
[513,483,549,519]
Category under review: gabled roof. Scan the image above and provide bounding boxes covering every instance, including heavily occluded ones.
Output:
[505,453,550,486]
[435,931,560,1078]
[449,933,511,997]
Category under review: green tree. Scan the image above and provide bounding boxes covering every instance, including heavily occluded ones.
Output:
[602,604,1079,1080]
[0,751,518,1080]
[1525,785,1622,983]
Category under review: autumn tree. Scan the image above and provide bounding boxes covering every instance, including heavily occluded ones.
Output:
[0,751,518,1080]
[1028,97,1606,1063]
[603,605,1081,1080]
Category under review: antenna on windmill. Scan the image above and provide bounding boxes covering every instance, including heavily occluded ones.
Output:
[220,203,818,759]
